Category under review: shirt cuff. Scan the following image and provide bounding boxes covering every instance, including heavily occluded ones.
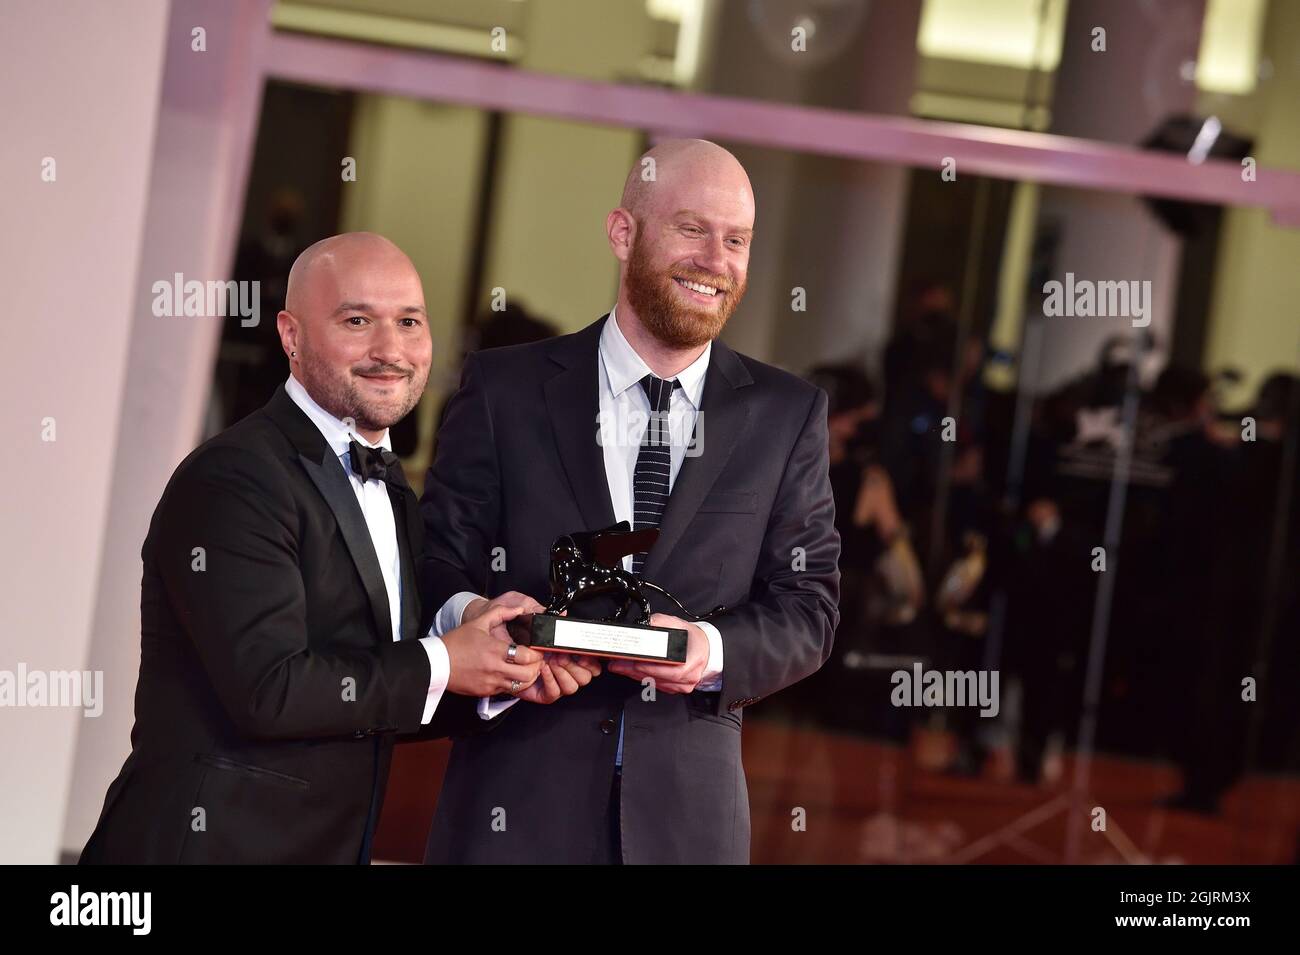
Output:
[477,694,519,720]
[417,635,451,725]
[696,620,724,691]
[435,590,483,637]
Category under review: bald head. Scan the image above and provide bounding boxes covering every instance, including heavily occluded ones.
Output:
[285,231,416,317]
[619,139,753,222]
[608,140,755,351]
[277,232,431,442]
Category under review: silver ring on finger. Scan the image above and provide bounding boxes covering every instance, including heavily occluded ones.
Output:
[510,679,522,693]
[506,643,518,662]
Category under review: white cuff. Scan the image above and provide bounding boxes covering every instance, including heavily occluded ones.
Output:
[417,635,451,725]
[477,694,519,720]
[436,593,516,720]
[696,620,724,691]
[435,590,483,637]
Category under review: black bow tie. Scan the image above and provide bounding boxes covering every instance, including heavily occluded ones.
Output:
[348,440,403,486]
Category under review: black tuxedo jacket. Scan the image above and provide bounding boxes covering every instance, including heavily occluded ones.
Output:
[81,385,480,864]
[419,316,840,863]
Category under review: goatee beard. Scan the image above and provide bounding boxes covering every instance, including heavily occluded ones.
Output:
[624,236,745,349]
[298,352,426,433]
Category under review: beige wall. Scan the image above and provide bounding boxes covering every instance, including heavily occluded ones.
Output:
[0,0,171,864]
[1025,0,1205,394]
[339,94,491,473]
[55,0,272,861]
[479,0,653,334]
[1204,0,1300,404]
[701,0,923,374]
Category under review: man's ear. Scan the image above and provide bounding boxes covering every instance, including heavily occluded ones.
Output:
[277,310,299,362]
[606,207,637,264]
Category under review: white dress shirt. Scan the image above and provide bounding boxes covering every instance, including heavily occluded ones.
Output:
[285,375,449,725]
[434,308,725,721]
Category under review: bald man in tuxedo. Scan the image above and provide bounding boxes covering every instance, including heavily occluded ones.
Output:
[82,233,594,864]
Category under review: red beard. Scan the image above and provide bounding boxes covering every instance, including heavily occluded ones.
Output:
[624,236,745,349]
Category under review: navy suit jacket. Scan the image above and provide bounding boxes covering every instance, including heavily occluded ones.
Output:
[420,317,840,863]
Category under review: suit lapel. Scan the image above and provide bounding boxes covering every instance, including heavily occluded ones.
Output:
[388,482,423,642]
[544,317,617,533]
[642,340,753,580]
[299,449,393,643]
[264,385,394,644]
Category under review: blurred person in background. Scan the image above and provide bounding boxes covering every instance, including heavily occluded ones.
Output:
[430,301,559,443]
[883,277,956,408]
[470,300,559,351]
[881,309,992,776]
[222,188,311,426]
[1137,366,1239,809]
[881,311,988,571]
[1164,372,1300,812]
[796,363,922,738]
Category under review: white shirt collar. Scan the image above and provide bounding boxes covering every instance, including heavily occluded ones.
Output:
[600,306,710,409]
[284,374,391,459]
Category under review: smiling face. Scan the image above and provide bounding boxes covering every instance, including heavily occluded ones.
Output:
[611,141,755,349]
[277,233,431,440]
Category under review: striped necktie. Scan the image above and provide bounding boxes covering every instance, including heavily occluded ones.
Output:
[631,374,680,576]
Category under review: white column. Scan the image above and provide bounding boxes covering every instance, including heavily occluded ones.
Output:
[59,0,269,862]
[1029,0,1205,393]
[0,0,172,865]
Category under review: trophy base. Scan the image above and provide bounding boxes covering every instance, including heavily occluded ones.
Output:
[524,612,687,665]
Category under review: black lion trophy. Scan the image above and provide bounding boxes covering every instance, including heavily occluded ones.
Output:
[521,522,726,664]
